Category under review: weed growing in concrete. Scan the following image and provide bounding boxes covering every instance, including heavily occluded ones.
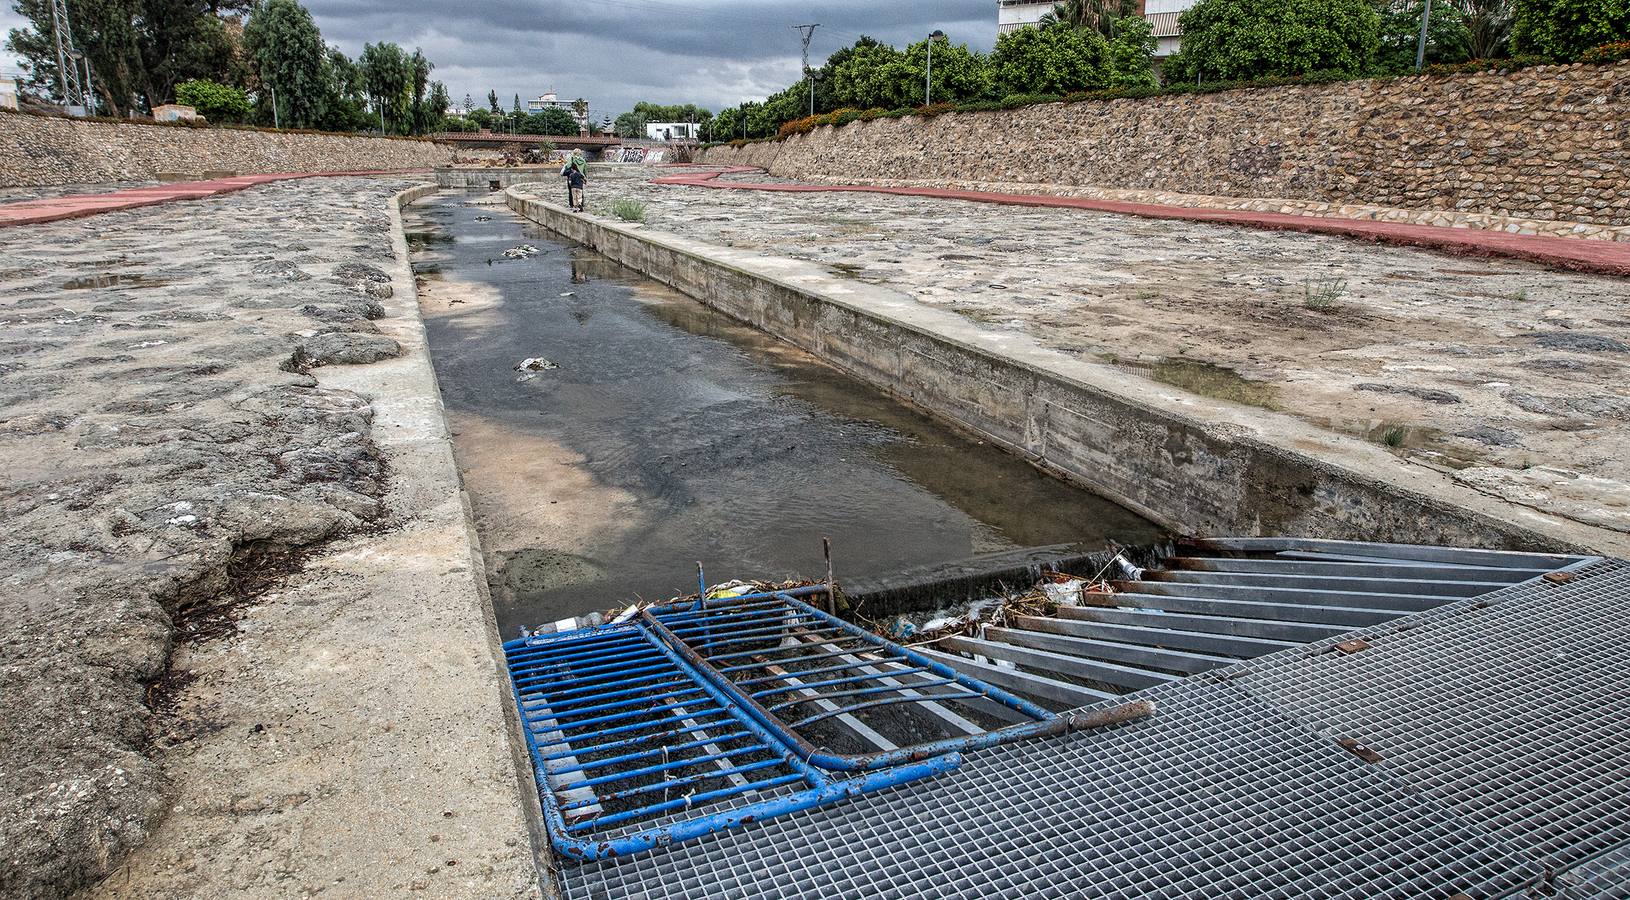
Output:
[1381,425,1408,448]
[612,199,647,223]
[1303,277,1348,309]
[1508,288,1529,302]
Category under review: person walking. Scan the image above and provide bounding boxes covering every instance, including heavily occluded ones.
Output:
[560,150,588,212]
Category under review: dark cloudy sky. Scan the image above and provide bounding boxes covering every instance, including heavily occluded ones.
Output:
[3,1,997,117]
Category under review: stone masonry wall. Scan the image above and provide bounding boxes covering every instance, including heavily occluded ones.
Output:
[700,62,1630,227]
[0,110,452,187]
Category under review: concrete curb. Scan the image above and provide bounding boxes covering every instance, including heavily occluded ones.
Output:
[507,187,1629,558]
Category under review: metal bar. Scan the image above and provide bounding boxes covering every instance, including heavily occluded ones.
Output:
[749,658,897,751]
[1106,592,1404,627]
[736,656,911,686]
[1012,614,1297,658]
[512,657,672,689]
[535,712,734,750]
[572,746,769,789]
[547,723,749,766]
[522,676,694,709]
[1145,570,1516,597]
[784,632,988,735]
[662,609,805,634]
[568,773,810,831]
[523,685,707,720]
[716,643,891,673]
[916,646,1119,707]
[529,697,719,733]
[1114,580,1454,613]
[547,754,961,861]
[1053,604,1352,643]
[1179,536,1582,568]
[549,730,756,773]
[558,759,790,810]
[986,626,1237,676]
[705,636,873,663]
[751,667,933,699]
[768,677,962,712]
[1166,556,1549,580]
[697,624,849,653]
[940,635,1176,690]
[791,691,985,728]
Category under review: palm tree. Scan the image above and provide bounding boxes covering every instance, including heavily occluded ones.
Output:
[1040,0,1138,38]
[1455,0,1513,60]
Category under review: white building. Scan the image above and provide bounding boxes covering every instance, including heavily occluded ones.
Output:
[528,91,589,131]
[997,0,1195,57]
[997,0,1054,34]
[645,121,699,142]
[0,77,18,111]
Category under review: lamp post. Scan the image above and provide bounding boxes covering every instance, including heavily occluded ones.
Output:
[1414,0,1434,72]
[925,30,945,105]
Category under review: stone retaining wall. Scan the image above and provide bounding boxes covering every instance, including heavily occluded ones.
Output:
[0,110,452,186]
[701,62,1630,228]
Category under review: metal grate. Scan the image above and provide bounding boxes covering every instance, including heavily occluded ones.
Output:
[1236,558,1630,880]
[505,622,956,861]
[555,554,1628,898]
[638,589,1151,771]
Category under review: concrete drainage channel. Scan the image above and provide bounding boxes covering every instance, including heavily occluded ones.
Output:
[505,187,1629,559]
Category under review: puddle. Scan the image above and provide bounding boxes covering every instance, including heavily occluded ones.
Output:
[1106,355,1280,409]
[409,196,1162,630]
[61,273,169,290]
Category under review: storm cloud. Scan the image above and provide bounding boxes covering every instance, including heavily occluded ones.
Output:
[4,1,997,118]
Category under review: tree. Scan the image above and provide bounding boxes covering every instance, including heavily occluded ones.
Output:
[1103,17,1159,87]
[467,106,493,129]
[524,106,579,135]
[991,23,1111,94]
[175,77,249,120]
[1511,0,1630,59]
[1164,0,1382,82]
[425,80,450,132]
[1459,0,1515,59]
[322,45,369,131]
[358,41,410,133]
[243,0,334,128]
[1375,0,1472,72]
[408,48,433,133]
[900,34,993,104]
[614,110,648,138]
[828,38,911,109]
[487,89,499,113]
[1041,0,1139,38]
[6,0,248,116]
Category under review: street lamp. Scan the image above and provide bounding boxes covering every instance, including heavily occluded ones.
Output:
[925,30,946,105]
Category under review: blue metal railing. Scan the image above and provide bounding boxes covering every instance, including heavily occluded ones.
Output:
[641,589,1106,771]
[504,620,958,862]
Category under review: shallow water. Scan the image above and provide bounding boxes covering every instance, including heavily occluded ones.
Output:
[409,194,1162,633]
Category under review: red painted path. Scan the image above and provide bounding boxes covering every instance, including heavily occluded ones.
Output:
[0,169,431,228]
[653,166,1630,278]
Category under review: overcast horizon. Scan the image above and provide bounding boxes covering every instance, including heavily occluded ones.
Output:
[2,0,997,118]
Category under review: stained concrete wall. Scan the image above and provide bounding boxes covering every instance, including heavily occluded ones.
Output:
[0,110,452,187]
[509,189,1629,557]
[700,62,1630,227]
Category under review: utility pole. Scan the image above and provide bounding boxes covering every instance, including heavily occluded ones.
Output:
[1414,0,1434,72]
[925,30,945,105]
[49,0,92,115]
[271,84,279,129]
[793,23,819,118]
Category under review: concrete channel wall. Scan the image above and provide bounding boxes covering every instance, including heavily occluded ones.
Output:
[508,189,1628,556]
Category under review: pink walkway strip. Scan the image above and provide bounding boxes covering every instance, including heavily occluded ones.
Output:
[653,167,1630,278]
[0,169,432,228]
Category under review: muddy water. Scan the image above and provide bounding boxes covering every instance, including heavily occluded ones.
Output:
[408,194,1161,633]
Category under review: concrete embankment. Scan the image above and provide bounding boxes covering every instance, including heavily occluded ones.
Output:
[0,177,545,898]
[507,188,1630,557]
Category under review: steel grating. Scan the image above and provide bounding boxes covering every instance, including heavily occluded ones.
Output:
[1560,842,1630,899]
[553,555,1630,898]
[1235,558,1630,879]
[560,676,1544,899]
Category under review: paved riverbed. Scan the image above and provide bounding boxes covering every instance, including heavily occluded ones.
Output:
[2,180,539,898]
[569,167,1630,539]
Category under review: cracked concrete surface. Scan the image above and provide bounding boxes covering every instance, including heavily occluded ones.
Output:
[585,167,1630,537]
[1,180,542,898]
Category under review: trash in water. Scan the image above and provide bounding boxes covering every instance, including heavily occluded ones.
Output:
[503,244,541,259]
[514,356,559,381]
[559,292,576,297]
[475,214,492,221]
